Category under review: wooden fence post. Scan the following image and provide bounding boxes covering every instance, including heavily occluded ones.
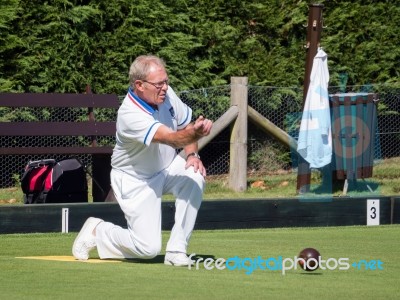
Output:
[229,77,248,192]
[296,3,324,194]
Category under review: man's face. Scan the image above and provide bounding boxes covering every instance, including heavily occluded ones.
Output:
[136,64,169,107]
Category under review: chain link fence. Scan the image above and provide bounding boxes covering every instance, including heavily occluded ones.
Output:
[0,105,118,188]
[180,83,400,182]
[0,84,399,189]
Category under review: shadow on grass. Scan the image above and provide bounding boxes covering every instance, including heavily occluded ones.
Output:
[108,254,216,264]
[298,179,381,200]
[299,272,323,275]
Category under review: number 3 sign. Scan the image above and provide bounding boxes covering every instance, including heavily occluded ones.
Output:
[367,199,380,226]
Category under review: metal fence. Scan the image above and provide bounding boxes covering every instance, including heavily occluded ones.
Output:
[0,83,399,188]
[180,84,400,180]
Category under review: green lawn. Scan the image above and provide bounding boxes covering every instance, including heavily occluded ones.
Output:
[1,225,399,299]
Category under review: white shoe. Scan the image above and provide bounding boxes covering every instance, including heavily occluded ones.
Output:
[72,217,103,260]
[164,252,194,267]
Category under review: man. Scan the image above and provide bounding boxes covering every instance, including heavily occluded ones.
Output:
[72,55,213,266]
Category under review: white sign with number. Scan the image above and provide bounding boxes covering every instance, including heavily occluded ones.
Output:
[367,199,380,226]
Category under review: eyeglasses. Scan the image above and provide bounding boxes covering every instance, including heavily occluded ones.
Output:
[142,79,169,89]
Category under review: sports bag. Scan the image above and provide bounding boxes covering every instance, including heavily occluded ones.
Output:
[21,158,88,204]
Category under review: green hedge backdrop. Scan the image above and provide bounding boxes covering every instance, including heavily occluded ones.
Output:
[0,0,399,94]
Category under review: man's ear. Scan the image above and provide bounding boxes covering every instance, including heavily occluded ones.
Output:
[135,80,145,92]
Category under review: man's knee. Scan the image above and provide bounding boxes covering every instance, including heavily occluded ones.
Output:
[136,242,162,259]
[188,171,206,191]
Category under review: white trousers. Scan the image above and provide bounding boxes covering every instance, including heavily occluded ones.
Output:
[95,155,205,259]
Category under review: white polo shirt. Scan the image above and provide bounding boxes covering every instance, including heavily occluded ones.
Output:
[111,86,192,179]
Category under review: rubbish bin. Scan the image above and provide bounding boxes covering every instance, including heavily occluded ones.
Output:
[329,93,379,181]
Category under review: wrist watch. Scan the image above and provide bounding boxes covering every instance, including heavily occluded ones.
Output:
[186,152,200,160]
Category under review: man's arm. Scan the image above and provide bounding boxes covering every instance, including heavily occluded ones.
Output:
[153,116,212,177]
[152,116,212,149]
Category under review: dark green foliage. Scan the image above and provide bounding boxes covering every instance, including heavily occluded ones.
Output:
[0,0,399,94]
[323,1,400,86]
[0,0,22,91]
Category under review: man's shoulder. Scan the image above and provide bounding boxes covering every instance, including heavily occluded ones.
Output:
[120,93,156,116]
[166,86,182,104]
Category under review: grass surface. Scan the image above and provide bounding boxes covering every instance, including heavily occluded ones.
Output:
[1,226,399,299]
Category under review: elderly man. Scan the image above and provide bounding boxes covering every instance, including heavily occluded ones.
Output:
[72,55,212,266]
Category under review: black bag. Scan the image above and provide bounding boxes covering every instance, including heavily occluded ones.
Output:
[21,158,88,204]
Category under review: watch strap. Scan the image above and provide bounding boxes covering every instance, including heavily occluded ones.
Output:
[186,152,200,160]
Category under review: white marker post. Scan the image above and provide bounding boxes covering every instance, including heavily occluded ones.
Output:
[62,208,69,233]
[367,199,380,226]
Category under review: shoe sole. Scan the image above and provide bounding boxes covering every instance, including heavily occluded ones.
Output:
[164,255,194,267]
[164,260,191,267]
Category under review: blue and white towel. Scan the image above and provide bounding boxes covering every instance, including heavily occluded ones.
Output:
[297,48,332,168]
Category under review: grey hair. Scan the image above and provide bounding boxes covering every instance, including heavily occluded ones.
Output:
[129,55,166,89]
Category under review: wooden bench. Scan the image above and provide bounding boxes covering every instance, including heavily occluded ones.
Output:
[0,87,120,202]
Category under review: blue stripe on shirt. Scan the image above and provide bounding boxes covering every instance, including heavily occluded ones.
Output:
[178,106,190,126]
[144,121,160,145]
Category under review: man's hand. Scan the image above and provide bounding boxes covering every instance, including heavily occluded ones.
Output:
[185,155,207,177]
[193,116,212,137]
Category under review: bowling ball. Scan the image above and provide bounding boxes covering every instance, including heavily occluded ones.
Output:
[298,248,320,271]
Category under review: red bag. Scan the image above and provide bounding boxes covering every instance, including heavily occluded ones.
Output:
[21,158,88,204]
